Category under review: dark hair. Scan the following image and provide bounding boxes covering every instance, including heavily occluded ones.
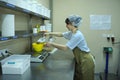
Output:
[65,18,71,25]
[65,18,78,27]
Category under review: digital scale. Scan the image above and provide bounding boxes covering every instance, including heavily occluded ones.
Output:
[30,50,50,63]
[100,47,119,80]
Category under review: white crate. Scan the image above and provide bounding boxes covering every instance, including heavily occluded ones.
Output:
[1,55,31,74]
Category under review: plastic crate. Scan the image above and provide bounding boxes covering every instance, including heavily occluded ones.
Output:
[1,55,31,74]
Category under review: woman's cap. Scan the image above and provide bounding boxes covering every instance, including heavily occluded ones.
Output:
[68,15,82,27]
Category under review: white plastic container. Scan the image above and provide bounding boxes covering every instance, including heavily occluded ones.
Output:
[40,25,46,32]
[46,23,52,32]
[33,28,37,33]
[1,55,31,74]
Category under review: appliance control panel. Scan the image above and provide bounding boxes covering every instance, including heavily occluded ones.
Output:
[30,50,50,63]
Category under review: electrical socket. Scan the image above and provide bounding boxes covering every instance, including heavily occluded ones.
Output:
[0,49,9,57]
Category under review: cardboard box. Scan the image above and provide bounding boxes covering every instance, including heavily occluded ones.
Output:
[1,55,31,74]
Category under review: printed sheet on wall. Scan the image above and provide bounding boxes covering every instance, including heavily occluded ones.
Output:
[90,15,111,30]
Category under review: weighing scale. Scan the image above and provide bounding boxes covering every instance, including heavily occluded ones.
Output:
[30,50,50,63]
[100,47,119,80]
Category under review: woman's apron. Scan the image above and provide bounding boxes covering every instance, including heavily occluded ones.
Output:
[73,47,95,80]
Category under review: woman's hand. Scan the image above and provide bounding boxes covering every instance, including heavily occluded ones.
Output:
[45,42,52,47]
[44,32,63,37]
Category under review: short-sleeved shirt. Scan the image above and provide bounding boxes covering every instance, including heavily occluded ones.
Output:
[62,30,90,52]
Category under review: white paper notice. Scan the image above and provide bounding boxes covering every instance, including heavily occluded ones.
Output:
[1,14,15,37]
[90,15,111,30]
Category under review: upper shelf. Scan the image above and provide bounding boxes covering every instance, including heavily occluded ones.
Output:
[0,31,45,41]
[0,1,50,41]
[0,1,50,20]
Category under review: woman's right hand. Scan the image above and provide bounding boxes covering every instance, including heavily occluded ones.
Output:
[44,32,50,36]
[45,42,52,47]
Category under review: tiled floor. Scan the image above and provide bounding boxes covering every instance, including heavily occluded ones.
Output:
[94,73,120,80]
[99,73,119,80]
[95,74,100,80]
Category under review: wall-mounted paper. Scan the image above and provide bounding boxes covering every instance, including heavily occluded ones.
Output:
[90,15,111,30]
[1,14,15,37]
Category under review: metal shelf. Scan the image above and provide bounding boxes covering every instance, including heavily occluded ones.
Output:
[0,31,45,41]
[0,1,48,42]
[0,1,50,20]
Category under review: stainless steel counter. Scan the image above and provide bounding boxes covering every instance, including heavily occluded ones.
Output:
[0,49,75,80]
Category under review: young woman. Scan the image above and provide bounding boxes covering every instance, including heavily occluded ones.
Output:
[45,15,95,80]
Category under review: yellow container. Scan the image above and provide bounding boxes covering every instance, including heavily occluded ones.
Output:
[32,42,45,52]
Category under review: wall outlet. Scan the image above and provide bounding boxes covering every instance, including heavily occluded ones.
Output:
[0,49,9,57]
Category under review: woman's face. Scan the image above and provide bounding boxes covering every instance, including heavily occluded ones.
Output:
[66,24,70,30]
[66,23,73,31]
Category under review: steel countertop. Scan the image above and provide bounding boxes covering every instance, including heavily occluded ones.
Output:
[0,50,74,80]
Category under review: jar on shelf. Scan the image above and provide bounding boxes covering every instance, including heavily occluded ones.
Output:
[36,24,40,33]
[33,27,37,34]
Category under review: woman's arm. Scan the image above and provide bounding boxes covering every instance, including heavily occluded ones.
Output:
[46,42,69,51]
[45,32,63,37]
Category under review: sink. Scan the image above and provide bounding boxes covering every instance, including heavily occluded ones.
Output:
[44,48,74,71]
